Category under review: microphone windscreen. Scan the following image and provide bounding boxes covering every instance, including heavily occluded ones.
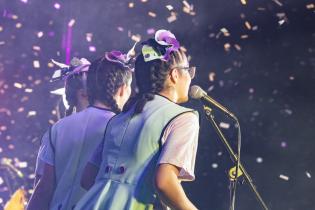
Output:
[189,85,206,99]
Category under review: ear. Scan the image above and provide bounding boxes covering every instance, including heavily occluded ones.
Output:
[169,68,179,84]
[117,84,126,97]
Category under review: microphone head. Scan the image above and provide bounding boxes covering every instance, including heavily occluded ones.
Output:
[189,85,206,99]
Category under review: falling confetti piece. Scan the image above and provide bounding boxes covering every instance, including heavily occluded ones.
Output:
[306,171,311,178]
[306,4,315,9]
[220,28,230,37]
[14,83,23,89]
[219,122,230,129]
[15,23,22,28]
[167,12,177,23]
[281,141,287,148]
[211,163,218,169]
[54,3,61,9]
[128,2,135,8]
[148,11,157,18]
[27,111,37,117]
[234,44,242,51]
[279,174,289,181]
[256,157,263,163]
[208,72,215,82]
[68,19,76,27]
[37,31,44,38]
[24,88,33,93]
[89,46,96,52]
[245,21,252,30]
[224,43,231,52]
[33,60,40,69]
[166,5,174,10]
[86,33,93,42]
[32,45,41,51]
[131,34,141,42]
[147,28,155,35]
[240,0,247,5]
[272,0,283,7]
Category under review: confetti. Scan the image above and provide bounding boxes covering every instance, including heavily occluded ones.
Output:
[211,163,218,169]
[68,19,76,27]
[148,11,157,18]
[15,23,22,29]
[37,31,44,38]
[167,12,177,23]
[256,157,263,163]
[89,46,96,52]
[306,4,315,9]
[224,43,231,52]
[33,60,40,69]
[306,171,311,178]
[272,0,283,7]
[54,3,61,9]
[208,72,215,82]
[128,2,135,8]
[279,174,289,181]
[86,33,93,42]
[245,21,252,30]
[240,0,247,5]
[27,111,37,117]
[166,5,174,11]
[131,34,141,42]
[219,122,230,129]
[14,82,23,89]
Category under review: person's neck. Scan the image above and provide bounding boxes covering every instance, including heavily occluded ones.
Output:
[158,89,179,103]
[76,100,89,112]
[92,100,111,110]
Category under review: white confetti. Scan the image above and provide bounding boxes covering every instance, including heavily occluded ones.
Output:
[37,31,44,38]
[211,163,218,169]
[279,174,289,181]
[306,171,311,178]
[14,82,23,89]
[219,122,230,129]
[256,157,263,163]
[27,111,37,117]
[68,19,76,27]
[166,5,174,10]
[33,60,40,68]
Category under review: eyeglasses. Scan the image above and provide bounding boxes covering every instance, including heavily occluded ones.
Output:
[171,66,196,79]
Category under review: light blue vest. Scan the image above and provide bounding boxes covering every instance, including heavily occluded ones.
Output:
[75,95,198,210]
[50,107,114,210]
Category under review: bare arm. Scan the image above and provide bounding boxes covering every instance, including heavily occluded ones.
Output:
[81,162,99,190]
[27,164,56,210]
[155,163,198,210]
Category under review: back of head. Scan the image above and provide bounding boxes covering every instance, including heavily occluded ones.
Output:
[124,31,187,114]
[87,56,132,114]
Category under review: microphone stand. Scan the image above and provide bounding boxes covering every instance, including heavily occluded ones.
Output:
[203,105,269,210]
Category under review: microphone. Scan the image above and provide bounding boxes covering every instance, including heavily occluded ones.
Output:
[189,85,236,119]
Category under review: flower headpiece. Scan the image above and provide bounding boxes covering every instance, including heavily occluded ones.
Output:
[142,29,180,62]
[104,42,137,71]
[50,57,91,82]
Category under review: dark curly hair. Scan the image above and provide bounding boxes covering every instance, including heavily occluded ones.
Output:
[123,38,185,114]
[65,71,88,116]
[87,57,132,114]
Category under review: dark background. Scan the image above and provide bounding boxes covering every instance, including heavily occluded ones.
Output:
[0,0,314,209]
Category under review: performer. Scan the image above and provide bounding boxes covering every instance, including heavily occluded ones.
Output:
[27,50,134,210]
[34,57,91,185]
[76,29,199,210]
